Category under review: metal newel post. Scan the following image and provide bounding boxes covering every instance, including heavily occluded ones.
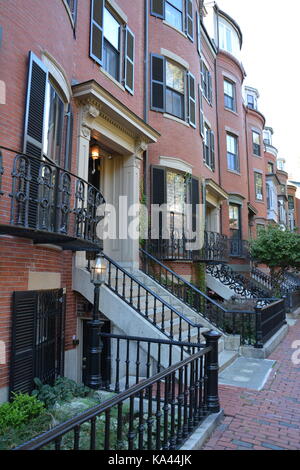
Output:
[254,304,263,349]
[86,252,107,390]
[86,284,104,389]
[203,330,221,413]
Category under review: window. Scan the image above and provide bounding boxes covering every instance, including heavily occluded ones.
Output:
[226,134,239,171]
[150,54,196,126]
[167,170,186,237]
[165,0,183,31]
[247,94,255,109]
[218,18,240,58]
[252,131,261,156]
[201,60,212,104]
[263,129,272,145]
[43,82,65,165]
[151,0,194,40]
[103,8,120,80]
[266,184,271,209]
[267,162,274,174]
[229,204,240,232]
[90,0,135,94]
[65,0,77,22]
[224,79,236,111]
[203,123,215,171]
[166,61,185,119]
[288,196,295,210]
[255,172,263,200]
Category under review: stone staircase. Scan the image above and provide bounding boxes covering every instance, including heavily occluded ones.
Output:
[73,259,238,375]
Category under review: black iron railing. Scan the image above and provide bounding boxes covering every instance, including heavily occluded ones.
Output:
[14,331,221,451]
[102,253,203,344]
[145,230,228,263]
[0,146,105,249]
[206,263,271,299]
[98,332,203,393]
[255,298,286,347]
[140,249,284,346]
[229,238,249,258]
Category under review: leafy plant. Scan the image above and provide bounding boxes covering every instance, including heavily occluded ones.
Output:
[32,377,92,408]
[0,393,44,432]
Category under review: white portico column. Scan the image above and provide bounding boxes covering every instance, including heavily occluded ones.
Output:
[119,140,146,271]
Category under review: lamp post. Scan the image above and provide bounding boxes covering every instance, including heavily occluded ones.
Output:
[86,252,107,389]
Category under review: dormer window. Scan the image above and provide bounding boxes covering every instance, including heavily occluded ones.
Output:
[218,16,240,58]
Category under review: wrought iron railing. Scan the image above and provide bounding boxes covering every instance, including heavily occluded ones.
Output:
[102,253,203,344]
[14,331,221,450]
[229,238,249,258]
[98,332,203,393]
[140,249,283,345]
[0,146,105,249]
[145,230,228,263]
[207,263,271,299]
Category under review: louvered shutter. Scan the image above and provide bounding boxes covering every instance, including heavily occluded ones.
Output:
[199,84,204,137]
[90,0,104,65]
[210,130,215,171]
[186,0,194,41]
[196,10,201,55]
[124,26,135,94]
[188,72,196,128]
[190,177,200,233]
[64,104,73,171]
[151,166,166,241]
[23,52,48,229]
[208,72,213,104]
[151,54,165,112]
[10,291,38,396]
[151,0,164,18]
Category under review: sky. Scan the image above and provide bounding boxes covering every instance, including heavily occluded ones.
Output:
[204,0,300,181]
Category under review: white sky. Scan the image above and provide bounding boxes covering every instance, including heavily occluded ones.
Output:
[204,0,300,181]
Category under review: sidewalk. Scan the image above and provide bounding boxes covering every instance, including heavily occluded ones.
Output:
[203,319,300,450]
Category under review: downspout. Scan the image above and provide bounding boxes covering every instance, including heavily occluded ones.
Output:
[214,55,222,234]
[144,0,150,214]
[244,106,252,239]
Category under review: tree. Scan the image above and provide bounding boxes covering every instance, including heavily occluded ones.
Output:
[250,225,300,284]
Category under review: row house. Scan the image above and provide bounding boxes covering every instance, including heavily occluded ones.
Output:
[0,0,297,407]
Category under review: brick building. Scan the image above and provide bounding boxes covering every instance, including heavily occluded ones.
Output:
[0,0,297,403]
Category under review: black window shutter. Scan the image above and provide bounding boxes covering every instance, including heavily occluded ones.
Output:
[188,72,196,128]
[186,0,194,41]
[90,0,104,65]
[23,51,48,158]
[199,84,204,137]
[208,72,213,104]
[23,52,48,228]
[150,54,165,112]
[196,10,201,55]
[191,177,200,232]
[210,130,215,171]
[151,0,164,18]
[10,291,38,396]
[124,26,135,94]
[151,166,166,240]
[64,104,73,171]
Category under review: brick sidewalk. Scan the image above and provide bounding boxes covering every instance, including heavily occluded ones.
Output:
[203,320,300,450]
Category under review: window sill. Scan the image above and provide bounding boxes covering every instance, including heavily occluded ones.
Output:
[163,113,189,127]
[252,153,262,158]
[162,20,187,39]
[225,107,238,116]
[255,199,265,204]
[100,67,126,91]
[203,95,212,107]
[204,163,215,172]
[62,0,75,29]
[227,169,240,175]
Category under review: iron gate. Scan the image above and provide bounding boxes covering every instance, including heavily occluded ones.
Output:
[10,288,65,396]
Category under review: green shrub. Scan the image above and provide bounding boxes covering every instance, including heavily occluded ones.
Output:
[32,377,92,408]
[0,393,44,432]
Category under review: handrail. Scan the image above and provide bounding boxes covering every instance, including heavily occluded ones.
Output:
[140,248,227,311]
[102,252,203,343]
[14,344,212,450]
[99,332,205,349]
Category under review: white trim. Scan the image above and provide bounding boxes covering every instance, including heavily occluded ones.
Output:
[100,66,126,91]
[106,0,128,24]
[42,51,71,102]
[163,113,189,127]
[160,48,189,70]
[162,20,187,39]
[159,156,193,174]
[62,0,75,29]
